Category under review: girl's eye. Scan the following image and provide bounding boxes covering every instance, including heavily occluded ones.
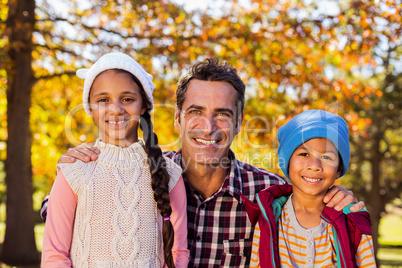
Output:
[322,155,333,161]
[122,97,134,102]
[299,152,309,157]
[97,99,108,103]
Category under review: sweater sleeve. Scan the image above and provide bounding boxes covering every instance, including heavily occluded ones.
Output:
[355,234,376,267]
[163,156,182,192]
[41,170,77,267]
[169,175,190,267]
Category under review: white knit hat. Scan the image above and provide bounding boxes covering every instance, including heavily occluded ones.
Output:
[76,52,154,116]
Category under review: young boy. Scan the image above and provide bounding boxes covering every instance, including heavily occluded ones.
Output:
[242,110,376,267]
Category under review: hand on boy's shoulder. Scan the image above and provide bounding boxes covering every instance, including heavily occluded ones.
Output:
[58,142,100,164]
[324,186,365,212]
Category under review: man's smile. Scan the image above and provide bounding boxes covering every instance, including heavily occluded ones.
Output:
[194,138,218,145]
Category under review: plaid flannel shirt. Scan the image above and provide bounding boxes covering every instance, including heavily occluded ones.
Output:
[40,149,287,267]
[164,149,287,267]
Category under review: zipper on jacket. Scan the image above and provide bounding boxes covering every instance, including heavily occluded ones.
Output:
[321,216,346,268]
[256,194,276,268]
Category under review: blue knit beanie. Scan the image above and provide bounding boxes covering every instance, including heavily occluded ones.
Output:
[277,110,350,179]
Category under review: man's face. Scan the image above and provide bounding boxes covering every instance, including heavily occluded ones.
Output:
[175,79,243,168]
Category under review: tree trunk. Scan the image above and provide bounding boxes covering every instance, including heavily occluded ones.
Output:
[0,0,39,265]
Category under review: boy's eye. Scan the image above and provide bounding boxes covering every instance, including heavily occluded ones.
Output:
[299,152,309,156]
[322,155,333,161]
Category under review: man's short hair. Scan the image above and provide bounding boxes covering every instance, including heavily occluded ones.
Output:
[176,57,245,117]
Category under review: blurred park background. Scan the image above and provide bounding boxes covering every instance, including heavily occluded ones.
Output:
[0,0,401,267]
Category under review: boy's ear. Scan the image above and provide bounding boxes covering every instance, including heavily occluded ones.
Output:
[337,156,343,178]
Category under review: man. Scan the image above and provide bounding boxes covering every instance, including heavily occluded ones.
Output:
[42,58,363,267]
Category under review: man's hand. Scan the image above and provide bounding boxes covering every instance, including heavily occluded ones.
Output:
[58,142,100,163]
[324,185,365,212]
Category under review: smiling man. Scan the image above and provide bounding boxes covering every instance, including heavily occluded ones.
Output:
[174,79,243,198]
[41,57,364,267]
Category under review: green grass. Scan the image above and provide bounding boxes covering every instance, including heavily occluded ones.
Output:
[377,247,402,267]
[379,214,402,246]
[34,224,45,252]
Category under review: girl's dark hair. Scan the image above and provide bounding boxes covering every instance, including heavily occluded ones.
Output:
[133,74,175,268]
[140,112,175,268]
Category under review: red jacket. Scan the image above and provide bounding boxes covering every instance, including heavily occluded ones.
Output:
[241,185,373,268]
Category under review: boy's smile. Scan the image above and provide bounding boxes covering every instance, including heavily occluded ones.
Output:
[288,138,341,199]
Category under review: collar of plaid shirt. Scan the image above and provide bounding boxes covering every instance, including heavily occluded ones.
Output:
[163,149,287,267]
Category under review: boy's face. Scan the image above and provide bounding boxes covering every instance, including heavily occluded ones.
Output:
[288,138,341,199]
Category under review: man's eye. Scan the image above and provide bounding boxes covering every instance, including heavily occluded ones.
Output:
[188,110,201,115]
[217,113,230,118]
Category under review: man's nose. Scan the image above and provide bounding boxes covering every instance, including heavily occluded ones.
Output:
[199,114,217,134]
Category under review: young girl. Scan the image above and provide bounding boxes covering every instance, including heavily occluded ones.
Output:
[242,110,376,267]
[42,52,189,267]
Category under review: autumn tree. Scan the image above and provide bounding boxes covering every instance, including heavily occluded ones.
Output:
[0,0,207,263]
[1,0,39,264]
[342,19,402,255]
[192,0,401,262]
[313,0,402,257]
[0,0,400,264]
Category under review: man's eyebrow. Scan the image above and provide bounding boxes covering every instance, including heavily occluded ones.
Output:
[185,104,204,112]
[214,108,234,116]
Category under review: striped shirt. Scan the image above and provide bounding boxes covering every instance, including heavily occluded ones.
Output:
[250,196,376,268]
[164,149,288,267]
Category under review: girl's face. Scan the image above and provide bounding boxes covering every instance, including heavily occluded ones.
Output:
[89,70,146,147]
[288,138,341,199]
